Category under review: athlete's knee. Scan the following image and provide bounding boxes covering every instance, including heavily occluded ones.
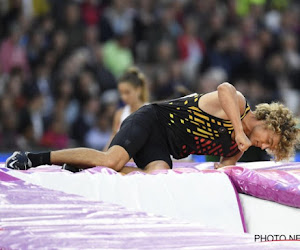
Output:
[104,147,129,171]
[103,146,130,171]
[105,156,123,171]
[145,160,171,173]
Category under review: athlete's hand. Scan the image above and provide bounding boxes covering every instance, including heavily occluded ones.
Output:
[214,162,225,169]
[235,132,252,152]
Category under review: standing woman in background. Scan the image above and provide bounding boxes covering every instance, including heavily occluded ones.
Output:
[104,67,149,150]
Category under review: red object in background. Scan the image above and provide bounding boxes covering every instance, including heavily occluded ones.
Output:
[177,35,205,61]
[41,130,69,149]
[81,1,103,26]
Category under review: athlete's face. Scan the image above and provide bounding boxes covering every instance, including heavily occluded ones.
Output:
[249,124,280,151]
[118,82,141,105]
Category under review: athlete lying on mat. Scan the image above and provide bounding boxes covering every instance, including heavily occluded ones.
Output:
[6,82,300,173]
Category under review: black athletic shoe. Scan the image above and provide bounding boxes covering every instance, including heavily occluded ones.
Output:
[62,164,83,173]
[5,151,32,170]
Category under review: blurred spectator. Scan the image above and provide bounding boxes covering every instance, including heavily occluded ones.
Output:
[74,70,100,104]
[71,96,100,146]
[177,16,205,82]
[104,66,149,149]
[0,63,8,95]
[168,61,191,97]
[197,67,228,94]
[27,28,46,67]
[32,63,53,116]
[102,0,135,36]
[264,53,289,102]
[81,0,103,26]
[51,29,68,57]
[133,0,156,62]
[152,67,172,100]
[85,113,111,150]
[41,116,70,150]
[31,0,50,17]
[58,49,90,81]
[90,44,117,92]
[0,95,18,151]
[239,16,258,47]
[133,0,156,44]
[204,10,226,44]
[102,32,134,78]
[225,29,244,77]
[154,39,175,67]
[281,33,300,72]
[257,28,278,59]
[236,0,266,17]
[247,78,271,106]
[0,23,29,75]
[100,89,120,118]
[184,0,219,39]
[60,2,84,51]
[202,32,233,76]
[147,2,182,62]
[84,25,100,49]
[280,8,300,35]
[266,52,300,114]
[4,67,26,110]
[17,90,44,150]
[39,14,55,46]
[0,0,23,38]
[53,77,79,126]
[233,39,265,83]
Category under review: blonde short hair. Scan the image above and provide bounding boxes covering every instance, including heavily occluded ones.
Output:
[254,102,300,161]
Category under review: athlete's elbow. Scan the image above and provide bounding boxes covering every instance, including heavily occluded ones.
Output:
[217,82,235,91]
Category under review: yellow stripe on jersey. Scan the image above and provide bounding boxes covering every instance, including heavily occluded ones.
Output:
[192,131,208,138]
[223,123,233,128]
[193,112,210,121]
[194,117,205,124]
[188,106,199,111]
[241,106,251,119]
[190,121,200,126]
[197,127,213,136]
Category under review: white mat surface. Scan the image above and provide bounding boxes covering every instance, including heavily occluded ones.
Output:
[8,167,245,233]
[239,193,300,235]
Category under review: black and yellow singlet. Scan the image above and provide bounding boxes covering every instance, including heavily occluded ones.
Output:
[153,93,251,159]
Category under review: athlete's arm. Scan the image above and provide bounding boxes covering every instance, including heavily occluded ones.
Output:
[217,82,252,152]
[214,151,244,169]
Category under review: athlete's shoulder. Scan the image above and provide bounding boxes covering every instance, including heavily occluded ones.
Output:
[173,93,198,102]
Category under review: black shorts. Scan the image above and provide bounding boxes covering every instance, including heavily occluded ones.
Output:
[109,104,172,169]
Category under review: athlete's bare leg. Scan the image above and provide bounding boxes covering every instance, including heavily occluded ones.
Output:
[51,146,130,172]
[119,160,170,174]
[144,160,171,173]
[119,166,143,174]
[6,146,170,173]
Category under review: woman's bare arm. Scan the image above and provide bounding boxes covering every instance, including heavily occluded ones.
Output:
[103,109,123,151]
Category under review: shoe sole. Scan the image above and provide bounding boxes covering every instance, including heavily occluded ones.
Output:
[5,151,20,169]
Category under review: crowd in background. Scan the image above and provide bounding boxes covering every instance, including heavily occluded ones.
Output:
[0,0,299,156]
